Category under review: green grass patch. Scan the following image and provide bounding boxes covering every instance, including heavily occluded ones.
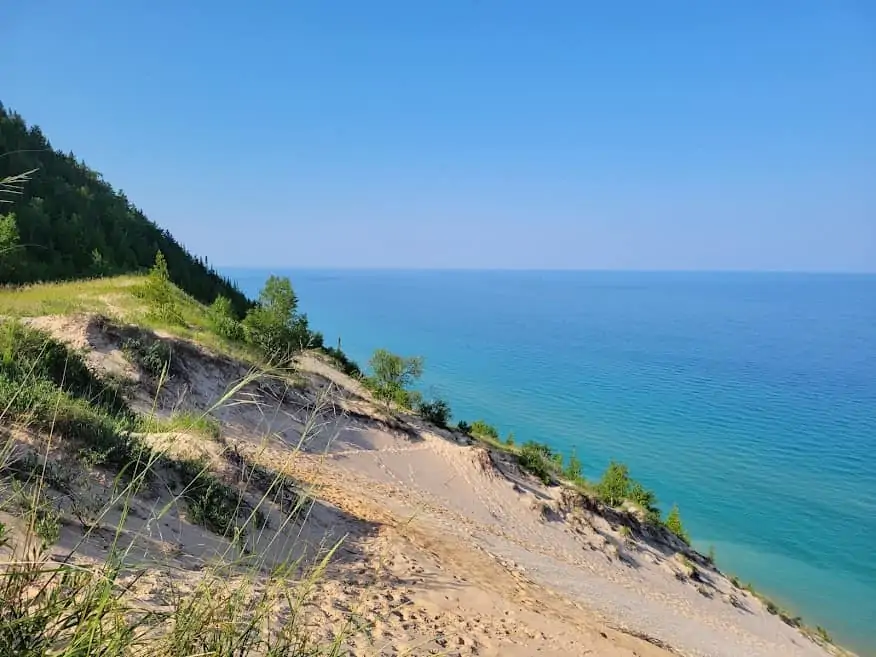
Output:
[138,410,221,440]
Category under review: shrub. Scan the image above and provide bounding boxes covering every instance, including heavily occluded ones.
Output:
[564,449,583,481]
[367,349,424,411]
[321,345,362,378]
[122,336,173,379]
[139,251,185,325]
[505,432,515,447]
[815,626,832,643]
[629,481,660,522]
[209,295,245,342]
[417,397,451,427]
[171,458,250,538]
[597,461,631,507]
[518,441,554,485]
[469,420,498,440]
[664,504,690,545]
[243,275,311,362]
[456,420,471,435]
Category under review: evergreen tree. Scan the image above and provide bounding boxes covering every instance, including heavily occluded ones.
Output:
[0,102,250,316]
[665,504,690,544]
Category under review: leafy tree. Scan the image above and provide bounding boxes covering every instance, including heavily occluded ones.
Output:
[367,349,424,411]
[597,461,631,507]
[0,103,250,314]
[417,397,451,427]
[664,504,690,545]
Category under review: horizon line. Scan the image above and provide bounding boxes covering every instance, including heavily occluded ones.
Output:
[216,266,876,276]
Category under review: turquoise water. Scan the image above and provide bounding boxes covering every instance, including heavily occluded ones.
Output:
[227,269,876,654]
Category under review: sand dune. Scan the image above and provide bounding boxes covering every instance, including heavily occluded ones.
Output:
[5,315,845,657]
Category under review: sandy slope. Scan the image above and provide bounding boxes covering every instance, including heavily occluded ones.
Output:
[9,315,844,657]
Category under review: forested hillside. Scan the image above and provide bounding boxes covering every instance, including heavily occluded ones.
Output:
[0,102,250,315]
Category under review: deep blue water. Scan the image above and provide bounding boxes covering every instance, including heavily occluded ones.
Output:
[226,269,876,654]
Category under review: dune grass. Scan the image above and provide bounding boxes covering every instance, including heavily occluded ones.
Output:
[0,274,259,364]
[0,311,364,656]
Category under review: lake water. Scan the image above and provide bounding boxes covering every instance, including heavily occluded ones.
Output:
[226,269,876,654]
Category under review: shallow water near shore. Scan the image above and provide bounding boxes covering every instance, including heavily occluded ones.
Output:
[227,269,876,654]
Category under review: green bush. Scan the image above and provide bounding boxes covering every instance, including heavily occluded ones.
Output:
[456,420,471,434]
[208,295,245,342]
[366,349,424,411]
[122,336,173,379]
[321,345,362,378]
[664,504,690,545]
[242,275,312,362]
[629,481,660,522]
[597,461,631,507]
[518,441,554,485]
[138,251,185,325]
[417,397,451,427]
[564,449,583,481]
[469,420,499,440]
[174,459,246,538]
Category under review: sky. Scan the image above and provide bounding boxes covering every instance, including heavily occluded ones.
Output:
[2,1,875,271]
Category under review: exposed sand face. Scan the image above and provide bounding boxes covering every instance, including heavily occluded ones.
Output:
[7,315,843,657]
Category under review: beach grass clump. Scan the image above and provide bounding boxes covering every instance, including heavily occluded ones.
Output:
[138,410,221,440]
[0,324,361,656]
[0,320,153,472]
[169,457,258,538]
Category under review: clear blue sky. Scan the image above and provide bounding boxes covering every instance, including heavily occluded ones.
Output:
[3,1,875,271]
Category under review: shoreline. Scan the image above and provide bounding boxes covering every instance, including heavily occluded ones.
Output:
[246,267,873,656]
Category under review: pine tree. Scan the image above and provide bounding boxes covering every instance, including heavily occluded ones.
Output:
[665,504,690,545]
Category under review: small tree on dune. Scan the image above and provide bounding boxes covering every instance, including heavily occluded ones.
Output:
[664,504,690,545]
[367,348,424,411]
[597,461,631,507]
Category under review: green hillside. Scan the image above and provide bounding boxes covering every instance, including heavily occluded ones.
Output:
[0,102,250,316]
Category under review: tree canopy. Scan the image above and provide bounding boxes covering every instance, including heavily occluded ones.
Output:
[0,102,250,316]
